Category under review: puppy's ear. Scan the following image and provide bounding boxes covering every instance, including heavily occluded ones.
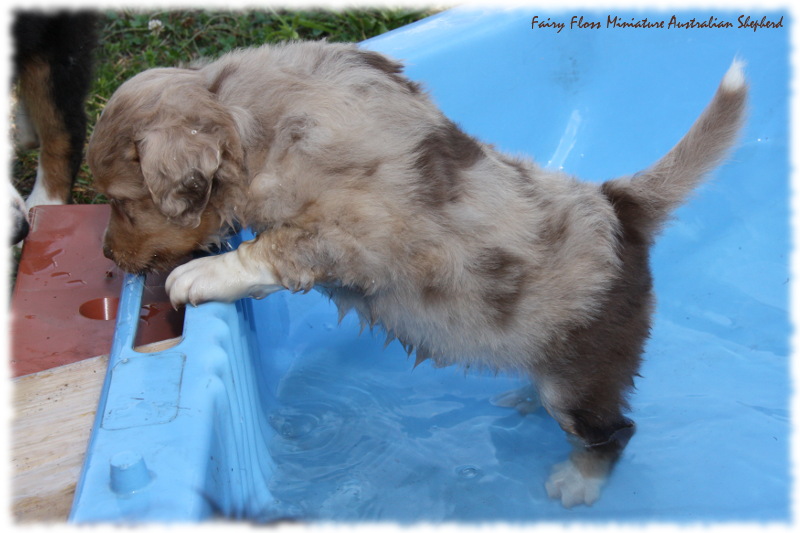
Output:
[136,127,220,227]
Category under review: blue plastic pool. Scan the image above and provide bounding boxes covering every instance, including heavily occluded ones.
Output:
[70,7,790,523]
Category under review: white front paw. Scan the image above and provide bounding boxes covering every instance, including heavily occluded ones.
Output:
[166,252,281,308]
[545,460,604,508]
[166,255,230,308]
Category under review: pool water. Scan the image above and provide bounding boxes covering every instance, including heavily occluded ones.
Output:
[256,292,561,522]
[248,285,789,522]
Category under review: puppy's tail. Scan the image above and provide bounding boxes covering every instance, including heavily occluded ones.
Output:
[601,59,748,238]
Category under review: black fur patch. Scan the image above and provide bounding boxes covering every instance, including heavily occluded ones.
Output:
[569,410,635,452]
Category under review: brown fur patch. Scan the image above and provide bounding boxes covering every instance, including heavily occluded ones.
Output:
[468,247,528,329]
[412,121,484,206]
[208,64,237,94]
[500,155,539,197]
[324,159,382,179]
[421,283,448,306]
[357,50,422,94]
[17,58,74,202]
[599,181,653,246]
[540,213,570,247]
[102,195,222,274]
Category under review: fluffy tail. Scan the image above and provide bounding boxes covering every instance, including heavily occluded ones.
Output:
[602,59,748,237]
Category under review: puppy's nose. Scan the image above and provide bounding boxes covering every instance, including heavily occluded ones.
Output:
[103,244,114,261]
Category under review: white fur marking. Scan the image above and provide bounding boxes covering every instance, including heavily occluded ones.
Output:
[13,99,39,150]
[721,59,746,92]
[25,162,64,208]
[545,460,605,508]
[166,244,282,308]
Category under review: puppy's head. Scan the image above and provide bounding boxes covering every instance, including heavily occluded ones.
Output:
[88,68,245,273]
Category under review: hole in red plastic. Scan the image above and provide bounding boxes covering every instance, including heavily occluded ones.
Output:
[79,297,120,321]
[134,272,185,352]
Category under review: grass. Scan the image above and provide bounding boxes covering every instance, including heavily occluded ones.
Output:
[11,8,436,204]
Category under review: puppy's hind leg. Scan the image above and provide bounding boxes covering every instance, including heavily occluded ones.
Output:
[491,384,542,415]
[544,399,635,508]
[533,319,643,507]
[533,325,643,507]
[540,188,652,507]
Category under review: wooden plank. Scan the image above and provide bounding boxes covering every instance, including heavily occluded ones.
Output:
[11,354,108,522]
[134,336,182,354]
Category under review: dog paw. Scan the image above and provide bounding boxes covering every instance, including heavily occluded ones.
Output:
[490,385,541,415]
[166,252,281,308]
[545,460,604,508]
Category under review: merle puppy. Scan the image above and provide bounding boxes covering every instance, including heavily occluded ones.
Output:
[87,42,747,507]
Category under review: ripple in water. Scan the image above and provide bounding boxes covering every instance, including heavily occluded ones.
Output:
[263,348,529,522]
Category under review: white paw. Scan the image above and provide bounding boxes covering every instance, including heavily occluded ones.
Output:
[166,251,281,308]
[545,460,605,508]
[26,167,66,208]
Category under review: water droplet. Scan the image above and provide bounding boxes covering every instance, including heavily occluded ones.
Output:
[270,410,319,440]
[456,465,481,479]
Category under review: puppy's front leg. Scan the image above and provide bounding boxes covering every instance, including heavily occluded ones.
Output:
[166,240,283,308]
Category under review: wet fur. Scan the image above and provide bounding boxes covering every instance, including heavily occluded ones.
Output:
[88,42,748,507]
